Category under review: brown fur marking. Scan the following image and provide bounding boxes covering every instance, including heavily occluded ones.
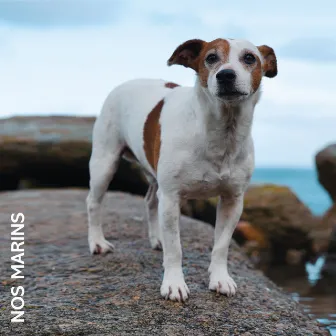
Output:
[258,45,278,78]
[143,100,163,171]
[240,53,263,93]
[165,82,180,89]
[198,39,230,87]
[167,39,231,87]
[167,39,205,71]
[251,56,262,92]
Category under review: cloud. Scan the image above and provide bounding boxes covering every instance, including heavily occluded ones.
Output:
[279,38,336,62]
[0,0,336,167]
[0,0,125,27]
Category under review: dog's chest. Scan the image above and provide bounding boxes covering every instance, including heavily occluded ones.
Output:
[158,97,254,199]
[177,146,252,200]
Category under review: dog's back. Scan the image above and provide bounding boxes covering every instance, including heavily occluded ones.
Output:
[93,78,182,175]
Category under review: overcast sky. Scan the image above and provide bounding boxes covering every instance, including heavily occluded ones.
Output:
[0,0,335,167]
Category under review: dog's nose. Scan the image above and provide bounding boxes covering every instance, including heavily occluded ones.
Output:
[216,69,236,83]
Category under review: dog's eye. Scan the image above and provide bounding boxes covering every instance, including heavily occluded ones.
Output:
[206,54,218,64]
[243,53,256,65]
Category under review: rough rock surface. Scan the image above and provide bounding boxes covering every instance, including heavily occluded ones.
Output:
[316,144,336,202]
[0,116,147,194]
[0,190,329,336]
[241,184,317,263]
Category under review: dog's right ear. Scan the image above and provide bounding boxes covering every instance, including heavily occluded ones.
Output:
[167,39,205,71]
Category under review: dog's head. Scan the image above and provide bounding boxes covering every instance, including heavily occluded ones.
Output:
[168,38,277,103]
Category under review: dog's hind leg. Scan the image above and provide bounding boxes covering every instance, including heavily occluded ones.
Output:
[86,142,123,255]
[144,181,162,250]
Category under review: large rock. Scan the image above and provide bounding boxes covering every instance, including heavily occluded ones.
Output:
[0,190,329,336]
[310,203,336,255]
[0,116,148,194]
[186,185,317,264]
[316,144,336,202]
[321,205,336,277]
[241,184,317,263]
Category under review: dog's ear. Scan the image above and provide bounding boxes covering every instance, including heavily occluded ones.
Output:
[167,39,205,71]
[257,45,278,78]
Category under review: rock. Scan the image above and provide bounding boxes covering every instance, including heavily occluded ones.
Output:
[0,116,148,194]
[311,204,336,254]
[186,185,317,264]
[316,144,336,202]
[241,184,317,264]
[233,221,271,265]
[0,190,329,336]
[321,205,336,277]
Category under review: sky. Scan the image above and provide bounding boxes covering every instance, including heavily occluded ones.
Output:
[0,0,335,167]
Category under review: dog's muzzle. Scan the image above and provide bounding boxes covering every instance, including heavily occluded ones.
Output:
[216,69,236,83]
[216,69,246,98]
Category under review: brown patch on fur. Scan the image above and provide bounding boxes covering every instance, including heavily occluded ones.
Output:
[167,39,231,87]
[197,39,230,87]
[143,100,163,171]
[250,56,262,92]
[167,39,205,71]
[258,45,278,78]
[239,50,262,92]
[165,82,180,89]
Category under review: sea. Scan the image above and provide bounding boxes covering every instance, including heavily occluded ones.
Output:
[252,167,332,215]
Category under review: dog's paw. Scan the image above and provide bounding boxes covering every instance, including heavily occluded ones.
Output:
[161,272,190,302]
[209,269,237,297]
[149,236,162,251]
[88,236,114,255]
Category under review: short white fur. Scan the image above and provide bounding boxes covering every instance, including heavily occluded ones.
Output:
[86,38,276,302]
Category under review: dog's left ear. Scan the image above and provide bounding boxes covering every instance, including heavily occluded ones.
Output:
[257,45,278,78]
[167,39,205,71]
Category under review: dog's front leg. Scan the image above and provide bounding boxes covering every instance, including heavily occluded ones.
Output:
[208,195,244,296]
[158,192,190,302]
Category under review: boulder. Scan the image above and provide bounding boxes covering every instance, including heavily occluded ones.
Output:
[186,185,317,264]
[321,205,336,277]
[0,116,148,194]
[0,190,329,336]
[316,144,336,202]
[310,204,336,254]
[241,184,317,264]
[233,221,271,265]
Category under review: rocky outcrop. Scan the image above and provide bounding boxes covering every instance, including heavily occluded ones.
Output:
[315,144,336,274]
[0,190,329,336]
[186,185,317,264]
[0,116,148,194]
[316,144,336,202]
[241,184,317,263]
[321,205,336,277]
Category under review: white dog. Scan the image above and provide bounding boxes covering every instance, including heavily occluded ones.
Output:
[86,38,277,302]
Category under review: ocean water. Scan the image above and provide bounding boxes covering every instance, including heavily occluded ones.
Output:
[251,167,332,216]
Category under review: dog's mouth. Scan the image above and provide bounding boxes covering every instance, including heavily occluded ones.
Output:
[217,90,248,98]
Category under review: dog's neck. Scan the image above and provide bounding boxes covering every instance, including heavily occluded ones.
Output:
[192,78,260,160]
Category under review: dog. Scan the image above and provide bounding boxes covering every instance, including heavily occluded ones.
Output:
[86,37,277,302]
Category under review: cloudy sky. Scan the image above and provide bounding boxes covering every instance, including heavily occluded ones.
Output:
[0,0,335,167]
